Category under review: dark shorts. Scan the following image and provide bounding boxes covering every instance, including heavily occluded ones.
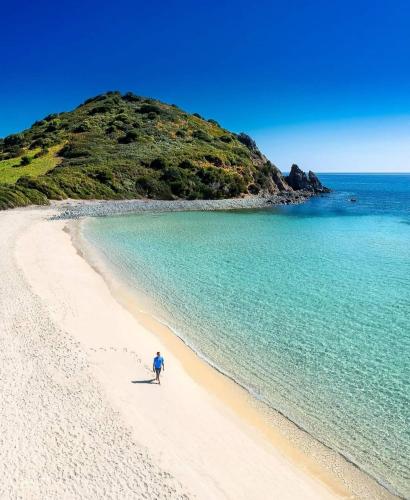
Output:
[155,368,162,375]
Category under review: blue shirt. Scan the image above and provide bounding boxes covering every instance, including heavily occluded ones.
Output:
[153,356,164,369]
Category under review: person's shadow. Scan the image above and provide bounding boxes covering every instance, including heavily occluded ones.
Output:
[131,378,157,384]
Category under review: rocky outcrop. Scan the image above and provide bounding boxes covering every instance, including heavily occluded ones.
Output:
[285,164,310,190]
[285,164,330,193]
[271,166,292,191]
[308,170,331,193]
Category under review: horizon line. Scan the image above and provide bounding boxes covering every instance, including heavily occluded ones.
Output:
[298,171,410,175]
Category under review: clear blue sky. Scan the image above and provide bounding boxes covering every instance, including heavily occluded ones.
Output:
[1,0,410,171]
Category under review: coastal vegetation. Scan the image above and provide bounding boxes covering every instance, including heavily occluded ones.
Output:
[0,91,326,210]
[0,144,63,184]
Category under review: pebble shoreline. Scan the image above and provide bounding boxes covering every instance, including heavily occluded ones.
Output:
[51,191,312,219]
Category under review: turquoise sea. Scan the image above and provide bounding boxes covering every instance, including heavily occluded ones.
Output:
[83,174,410,497]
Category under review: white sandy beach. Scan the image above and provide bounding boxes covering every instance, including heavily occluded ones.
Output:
[0,206,394,499]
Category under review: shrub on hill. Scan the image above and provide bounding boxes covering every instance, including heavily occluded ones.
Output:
[29,138,45,149]
[0,90,291,209]
[46,122,58,132]
[192,130,212,142]
[178,160,195,170]
[88,105,111,115]
[203,154,223,167]
[122,92,141,103]
[4,134,24,149]
[118,129,139,144]
[137,104,161,114]
[149,158,168,170]
[59,143,90,158]
[219,134,232,143]
[73,123,90,133]
[20,156,32,166]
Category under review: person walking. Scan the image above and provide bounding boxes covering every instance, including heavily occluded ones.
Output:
[153,351,165,384]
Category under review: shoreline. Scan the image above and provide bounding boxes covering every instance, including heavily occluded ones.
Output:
[21,206,340,499]
[72,206,397,499]
[0,207,191,498]
[49,191,313,219]
[0,203,398,498]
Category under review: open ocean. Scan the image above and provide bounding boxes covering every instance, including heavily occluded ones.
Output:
[83,174,410,497]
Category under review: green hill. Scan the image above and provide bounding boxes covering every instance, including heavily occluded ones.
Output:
[0,91,294,209]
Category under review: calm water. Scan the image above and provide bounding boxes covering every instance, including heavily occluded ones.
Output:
[84,174,410,497]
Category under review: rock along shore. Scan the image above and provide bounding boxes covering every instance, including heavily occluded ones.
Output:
[51,191,314,220]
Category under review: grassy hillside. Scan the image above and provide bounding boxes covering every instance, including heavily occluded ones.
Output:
[0,91,291,209]
[0,144,63,184]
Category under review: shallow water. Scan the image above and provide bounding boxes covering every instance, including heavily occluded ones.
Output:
[84,174,410,497]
